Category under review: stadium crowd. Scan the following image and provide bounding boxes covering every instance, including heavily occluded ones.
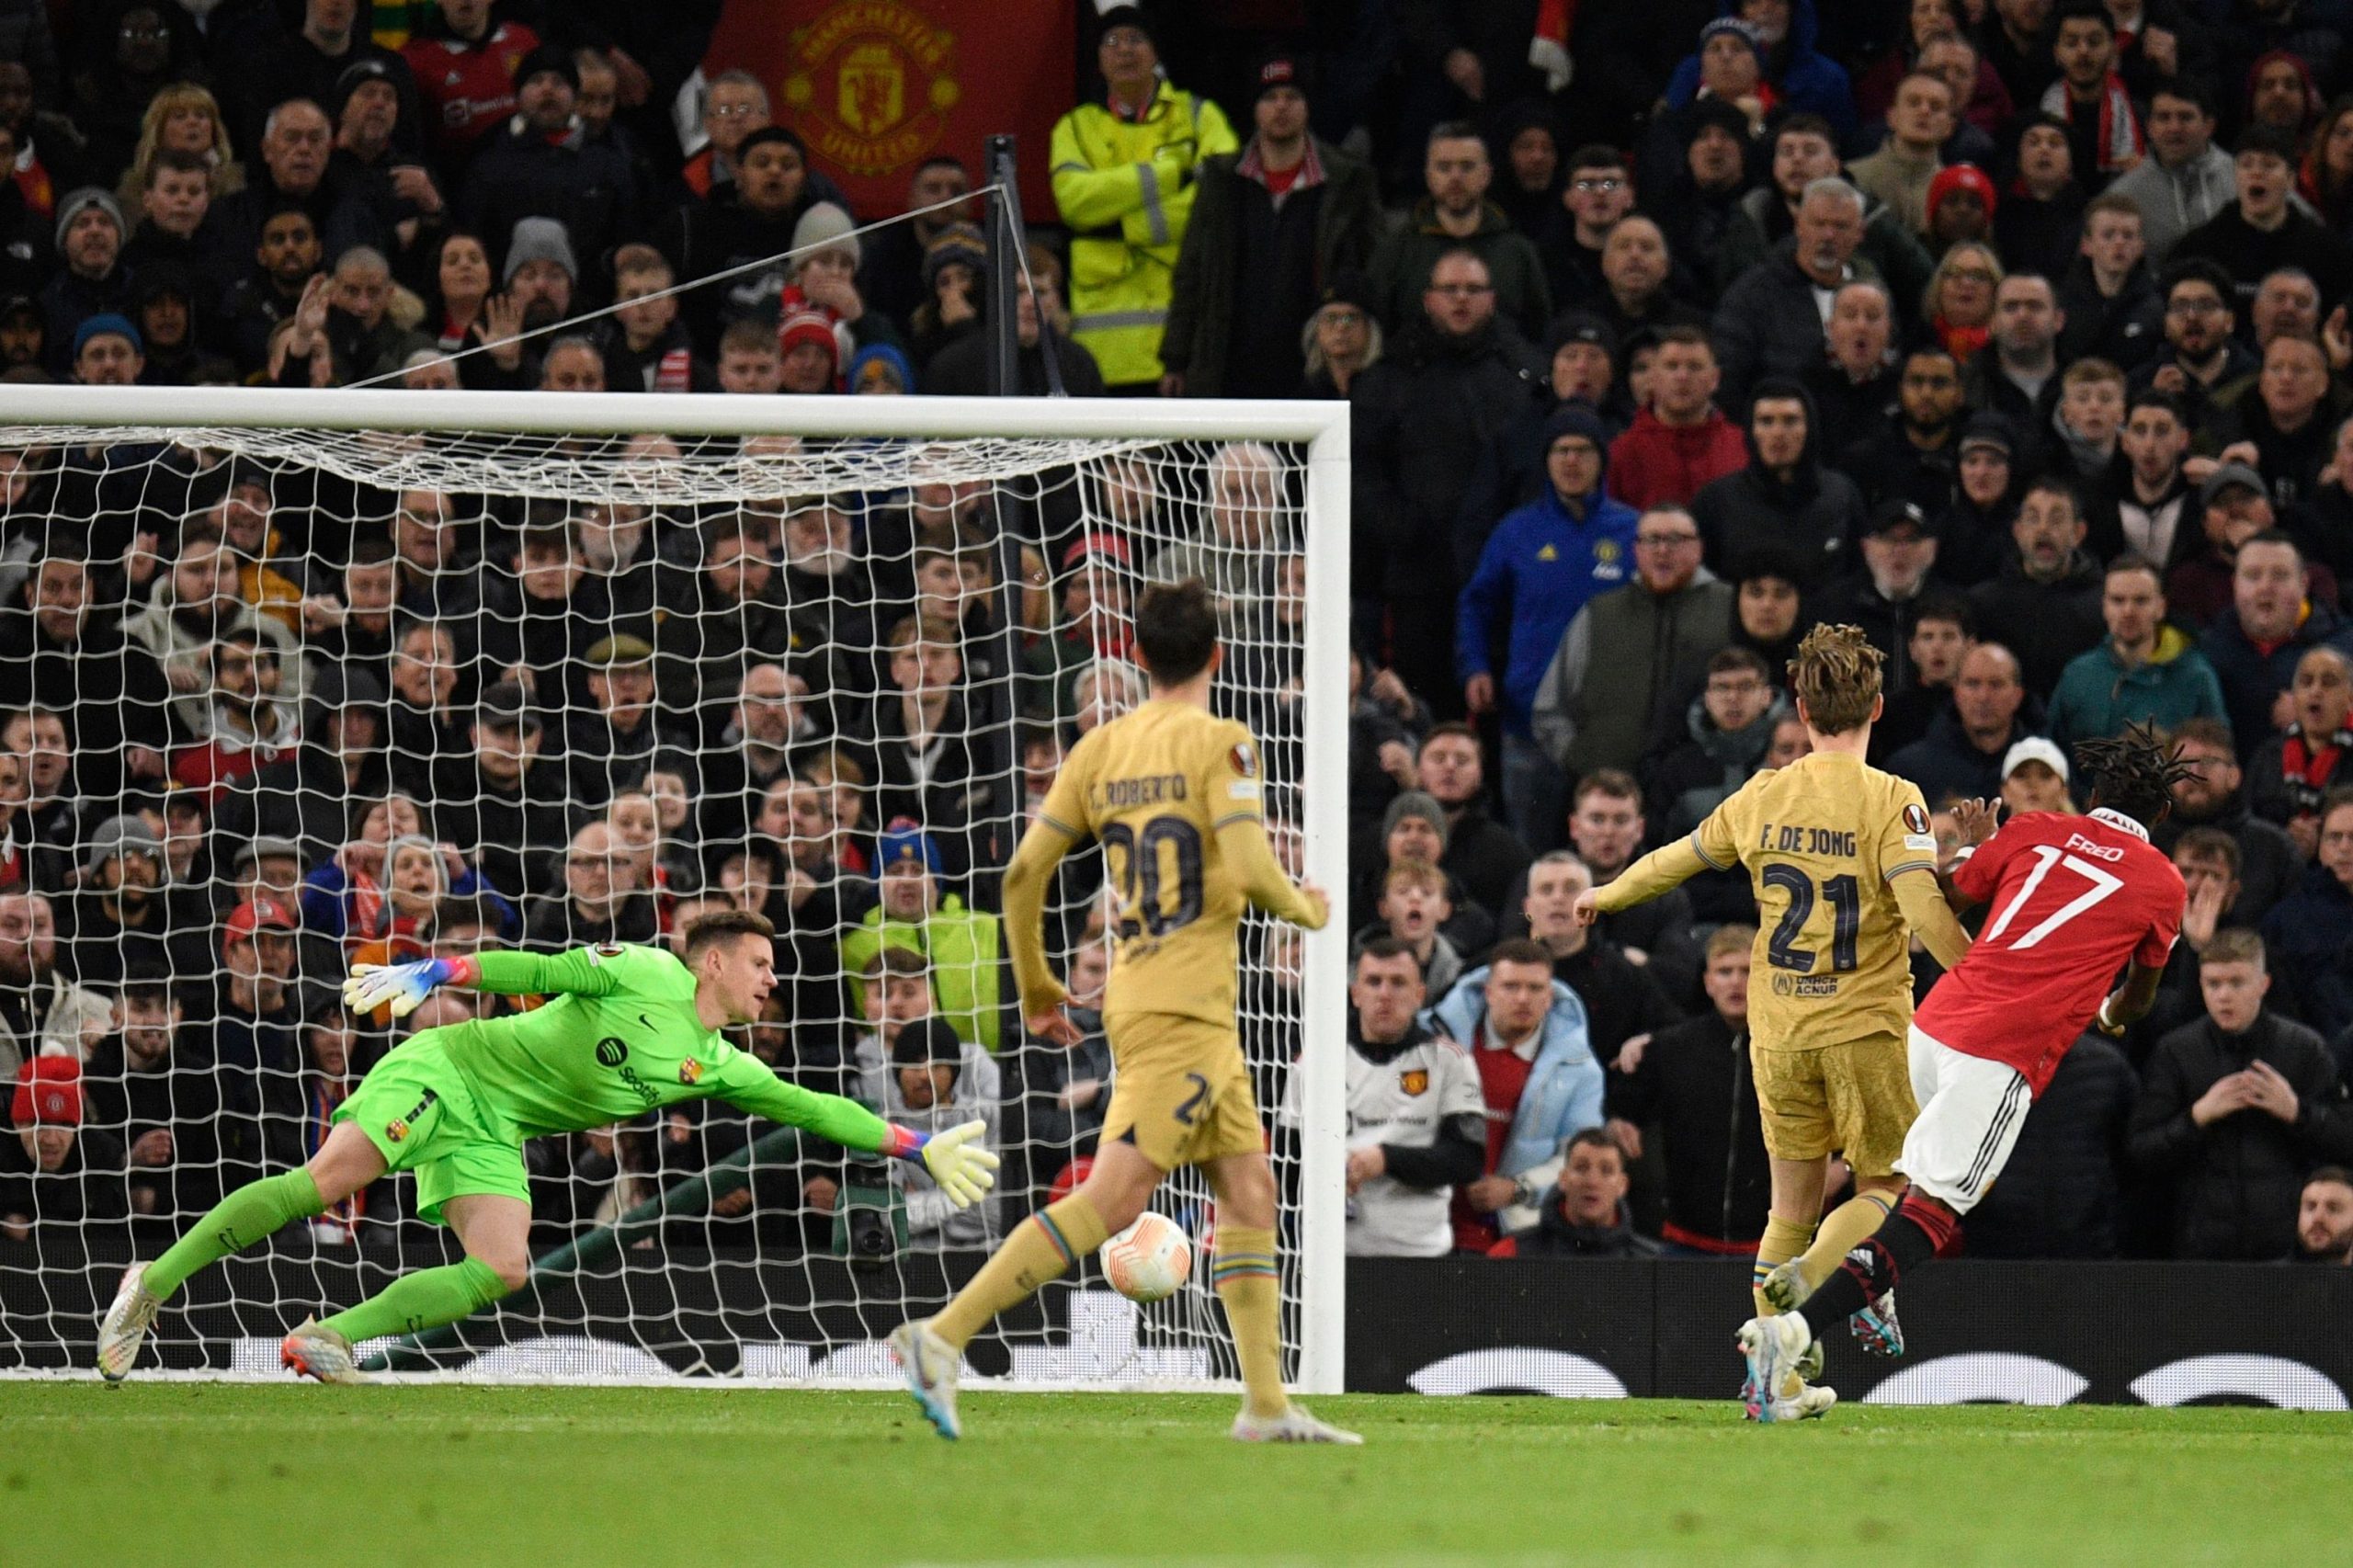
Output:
[5,0,2353,1314]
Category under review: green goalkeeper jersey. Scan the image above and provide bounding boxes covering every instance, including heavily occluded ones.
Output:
[433,944,885,1149]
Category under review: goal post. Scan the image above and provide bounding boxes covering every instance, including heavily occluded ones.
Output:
[0,383,1348,1392]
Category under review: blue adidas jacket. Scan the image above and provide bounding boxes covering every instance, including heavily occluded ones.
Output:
[1455,485,1640,738]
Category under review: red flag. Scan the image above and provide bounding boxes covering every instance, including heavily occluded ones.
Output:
[705,0,1074,223]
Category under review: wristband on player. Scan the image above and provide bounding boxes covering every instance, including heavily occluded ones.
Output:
[438,956,480,988]
[880,1124,932,1162]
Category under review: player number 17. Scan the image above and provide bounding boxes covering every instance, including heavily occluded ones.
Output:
[1980,845,2124,949]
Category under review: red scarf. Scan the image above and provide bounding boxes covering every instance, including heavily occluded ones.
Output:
[1934,315,1991,364]
[2281,722,2351,816]
[2041,74,2143,173]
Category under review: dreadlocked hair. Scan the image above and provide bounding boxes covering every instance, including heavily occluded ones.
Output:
[2074,722,2195,825]
[1788,623,1883,735]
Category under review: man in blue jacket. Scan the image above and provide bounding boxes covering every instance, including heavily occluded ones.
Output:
[1424,938,1607,1253]
[1457,403,1640,851]
[1663,0,1859,146]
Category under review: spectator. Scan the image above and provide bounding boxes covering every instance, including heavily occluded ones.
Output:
[1871,592,1975,762]
[860,158,975,331]
[839,822,1007,1055]
[1540,144,1635,308]
[598,244,712,393]
[38,187,131,373]
[1047,6,1237,392]
[2202,334,2343,511]
[1807,282,1906,457]
[1604,924,1770,1255]
[2291,1166,2353,1263]
[402,0,541,166]
[0,1058,127,1246]
[524,820,657,951]
[1160,53,1378,400]
[0,891,111,1074]
[2057,195,2161,370]
[2108,79,2234,262]
[1556,773,1702,990]
[1850,71,1954,236]
[1355,859,1464,996]
[1662,0,1859,142]
[1816,499,1952,691]
[2246,645,2353,847]
[1486,1128,1661,1257]
[55,813,204,991]
[1692,379,1864,593]
[1341,938,1484,1257]
[81,978,210,1218]
[2172,125,2353,307]
[460,47,634,294]
[1427,938,1606,1253]
[882,1013,1000,1250]
[2130,927,2353,1259]
[1999,734,2075,816]
[2260,789,2353,1039]
[679,68,769,200]
[1999,117,2090,283]
[1713,115,1935,310]
[2041,2,2143,178]
[1970,475,2108,696]
[2245,266,2325,352]
[1365,121,1549,343]
[205,894,303,1193]
[658,127,814,349]
[1649,108,1754,279]
[2203,530,2350,757]
[1966,1025,2142,1258]
[1889,640,2035,803]
[2117,390,2198,571]
[1711,177,1870,406]
[1518,851,1680,1074]
[1350,247,1545,709]
[2132,260,2254,434]
[1297,278,1380,400]
[1533,503,1731,780]
[1413,723,1531,920]
[1922,237,2001,367]
[122,527,309,739]
[1644,645,1792,837]
[1608,325,1747,514]
[208,99,380,283]
[2168,464,2279,629]
[1027,940,1115,1174]
[1458,403,1639,847]
[1965,272,2068,438]
[0,548,171,800]
[2048,553,2230,755]
[2154,716,2302,926]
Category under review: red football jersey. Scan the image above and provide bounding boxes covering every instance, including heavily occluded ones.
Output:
[1915,808,2185,1095]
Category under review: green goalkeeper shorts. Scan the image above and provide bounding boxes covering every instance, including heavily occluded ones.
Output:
[333,1032,531,1224]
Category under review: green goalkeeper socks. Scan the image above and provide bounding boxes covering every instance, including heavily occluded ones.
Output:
[321,1257,511,1344]
[146,1169,327,1301]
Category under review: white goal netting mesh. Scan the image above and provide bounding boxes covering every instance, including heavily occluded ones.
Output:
[0,405,1330,1385]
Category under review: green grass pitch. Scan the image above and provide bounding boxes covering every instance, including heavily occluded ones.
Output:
[4,1383,2345,1568]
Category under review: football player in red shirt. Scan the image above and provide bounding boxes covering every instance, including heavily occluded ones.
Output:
[1740,724,2191,1421]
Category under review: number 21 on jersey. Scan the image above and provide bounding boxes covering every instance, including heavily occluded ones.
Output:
[1981,845,2124,950]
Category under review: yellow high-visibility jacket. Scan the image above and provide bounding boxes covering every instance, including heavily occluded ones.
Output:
[1050,82,1237,387]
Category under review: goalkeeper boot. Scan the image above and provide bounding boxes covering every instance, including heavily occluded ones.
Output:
[97,1263,160,1382]
[1231,1404,1363,1445]
[1850,1290,1905,1358]
[280,1317,368,1385]
[1736,1312,1813,1425]
[887,1319,962,1440]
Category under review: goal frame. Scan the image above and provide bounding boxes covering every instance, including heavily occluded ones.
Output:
[0,384,1352,1395]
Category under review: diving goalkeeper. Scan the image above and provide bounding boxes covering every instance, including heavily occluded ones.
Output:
[97,910,999,1382]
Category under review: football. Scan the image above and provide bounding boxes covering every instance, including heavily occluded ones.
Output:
[1098,1212,1193,1302]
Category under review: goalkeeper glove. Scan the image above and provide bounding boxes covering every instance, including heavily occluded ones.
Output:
[884,1119,1001,1209]
[343,958,466,1019]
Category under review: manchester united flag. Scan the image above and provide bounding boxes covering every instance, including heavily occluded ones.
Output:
[705,0,1074,222]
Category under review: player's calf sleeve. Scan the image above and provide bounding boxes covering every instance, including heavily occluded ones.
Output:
[320,1257,511,1344]
[1798,1193,1958,1340]
[1210,1225,1286,1419]
[1752,1213,1817,1316]
[145,1169,327,1301]
[932,1192,1110,1351]
[1794,1187,1901,1295]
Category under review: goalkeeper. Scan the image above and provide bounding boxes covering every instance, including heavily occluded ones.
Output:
[97,911,998,1383]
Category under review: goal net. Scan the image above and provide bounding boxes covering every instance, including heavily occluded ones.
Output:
[0,384,1348,1392]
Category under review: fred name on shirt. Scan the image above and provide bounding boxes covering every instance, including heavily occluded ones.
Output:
[1755,824,1859,857]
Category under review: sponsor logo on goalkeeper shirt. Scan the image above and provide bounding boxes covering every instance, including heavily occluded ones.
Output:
[595,1038,630,1067]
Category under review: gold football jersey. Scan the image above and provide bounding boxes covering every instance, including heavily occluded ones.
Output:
[1689,751,1939,1050]
[1036,699,1271,1027]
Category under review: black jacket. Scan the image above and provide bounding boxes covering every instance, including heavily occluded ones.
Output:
[1966,1034,2140,1259]
[460,120,637,291]
[2152,800,2301,926]
[1689,382,1863,595]
[1605,1009,1770,1247]
[1968,550,2108,698]
[1887,706,2030,807]
[1160,139,1380,398]
[2129,1010,2353,1260]
[1438,801,1532,923]
[1350,316,1546,600]
[1506,1199,1663,1258]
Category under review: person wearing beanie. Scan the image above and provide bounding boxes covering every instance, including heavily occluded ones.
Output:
[1925,161,1997,252]
[1048,4,1238,390]
[658,125,853,354]
[790,200,904,357]
[460,42,635,291]
[242,0,421,165]
[1849,71,1954,239]
[1458,403,1641,851]
[1661,0,1859,143]
[1360,788,1497,958]
[38,186,133,376]
[69,312,143,387]
[2,1057,128,1242]
[1159,50,1379,400]
[777,301,846,393]
[1934,412,2027,586]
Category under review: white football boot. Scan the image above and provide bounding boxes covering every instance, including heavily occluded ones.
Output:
[1231,1403,1364,1444]
[280,1317,368,1384]
[96,1262,161,1382]
[888,1319,963,1439]
[1737,1312,1816,1424]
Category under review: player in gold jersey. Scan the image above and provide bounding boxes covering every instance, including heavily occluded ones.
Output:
[890,579,1356,1444]
[1574,626,1975,1415]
